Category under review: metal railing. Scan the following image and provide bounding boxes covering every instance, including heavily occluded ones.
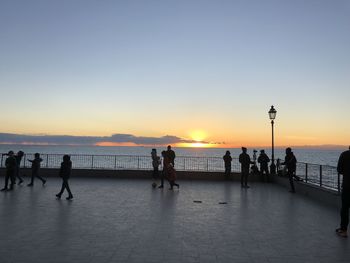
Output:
[1,153,241,172]
[278,161,340,193]
[1,153,341,193]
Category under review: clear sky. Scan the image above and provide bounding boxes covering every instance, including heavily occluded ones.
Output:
[0,0,349,147]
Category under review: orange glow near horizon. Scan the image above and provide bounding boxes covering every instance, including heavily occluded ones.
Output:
[177,142,217,148]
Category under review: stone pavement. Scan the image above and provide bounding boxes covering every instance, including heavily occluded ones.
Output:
[0,178,349,263]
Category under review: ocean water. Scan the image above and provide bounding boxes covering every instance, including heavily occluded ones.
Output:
[0,144,344,166]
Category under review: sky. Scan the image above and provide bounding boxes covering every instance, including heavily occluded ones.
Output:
[0,0,349,148]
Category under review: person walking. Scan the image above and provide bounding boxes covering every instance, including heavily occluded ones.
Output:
[223,151,232,180]
[336,147,350,238]
[166,145,176,166]
[56,155,73,200]
[15,150,24,185]
[239,147,253,188]
[258,150,270,182]
[1,151,17,191]
[281,147,299,193]
[151,149,160,180]
[27,153,46,186]
[158,151,170,189]
[167,163,179,190]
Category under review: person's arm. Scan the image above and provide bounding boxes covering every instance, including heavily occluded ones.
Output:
[337,153,344,174]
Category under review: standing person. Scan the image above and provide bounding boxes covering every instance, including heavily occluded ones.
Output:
[258,150,270,182]
[223,151,232,180]
[281,147,299,193]
[15,150,24,185]
[158,151,170,189]
[151,149,160,180]
[166,145,176,166]
[27,153,46,186]
[1,151,17,191]
[167,163,179,190]
[239,147,253,188]
[336,147,350,238]
[56,155,73,200]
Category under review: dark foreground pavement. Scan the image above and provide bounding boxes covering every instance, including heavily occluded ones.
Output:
[0,178,349,263]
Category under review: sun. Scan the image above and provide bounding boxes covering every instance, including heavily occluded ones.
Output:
[175,130,215,148]
[190,130,207,142]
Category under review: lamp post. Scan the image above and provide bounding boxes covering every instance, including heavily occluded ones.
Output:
[268,105,277,175]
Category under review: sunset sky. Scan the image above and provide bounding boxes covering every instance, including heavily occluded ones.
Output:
[0,0,349,148]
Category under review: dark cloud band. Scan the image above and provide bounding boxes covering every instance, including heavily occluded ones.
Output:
[0,133,217,146]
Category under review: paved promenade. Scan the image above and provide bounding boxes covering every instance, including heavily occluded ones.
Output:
[0,178,349,263]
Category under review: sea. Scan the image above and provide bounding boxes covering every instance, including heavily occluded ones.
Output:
[0,144,345,167]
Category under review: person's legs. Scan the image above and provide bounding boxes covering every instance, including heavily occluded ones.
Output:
[153,167,159,180]
[56,180,65,197]
[241,171,244,186]
[36,174,46,185]
[169,180,174,190]
[16,168,23,184]
[28,171,35,186]
[1,173,10,190]
[288,171,295,192]
[225,166,231,179]
[9,171,16,189]
[340,191,350,231]
[159,170,165,188]
[244,171,249,187]
[64,180,73,197]
[263,166,269,182]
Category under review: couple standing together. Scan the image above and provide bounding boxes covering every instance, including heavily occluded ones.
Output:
[151,145,179,190]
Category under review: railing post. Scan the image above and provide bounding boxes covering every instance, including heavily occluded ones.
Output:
[338,173,341,194]
[114,156,117,170]
[137,156,140,170]
[305,163,308,183]
[207,159,209,171]
[91,155,94,169]
[319,165,322,187]
[46,154,49,168]
[184,158,186,170]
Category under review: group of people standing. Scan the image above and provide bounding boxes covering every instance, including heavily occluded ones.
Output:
[223,147,271,188]
[151,145,179,190]
[223,147,300,192]
[1,151,73,200]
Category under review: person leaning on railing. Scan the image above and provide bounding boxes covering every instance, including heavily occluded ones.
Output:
[336,146,350,238]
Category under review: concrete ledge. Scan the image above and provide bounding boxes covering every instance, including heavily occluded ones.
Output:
[272,175,341,209]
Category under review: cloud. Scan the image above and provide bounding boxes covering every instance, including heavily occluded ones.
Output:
[0,133,215,146]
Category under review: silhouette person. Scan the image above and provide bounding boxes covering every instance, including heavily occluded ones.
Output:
[281,147,299,193]
[336,146,350,238]
[250,149,259,174]
[27,153,46,186]
[151,149,160,180]
[167,163,179,190]
[166,145,176,166]
[158,150,170,188]
[56,155,73,200]
[223,151,232,180]
[239,147,253,188]
[15,150,24,185]
[1,151,17,191]
[258,150,270,182]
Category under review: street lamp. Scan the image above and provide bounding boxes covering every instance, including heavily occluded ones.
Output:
[268,105,277,174]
